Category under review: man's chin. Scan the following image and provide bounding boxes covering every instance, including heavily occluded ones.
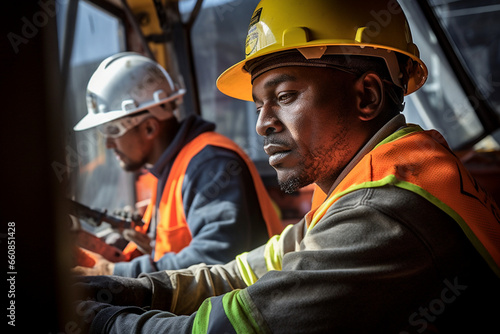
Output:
[276,163,318,193]
[278,177,304,194]
[121,162,143,172]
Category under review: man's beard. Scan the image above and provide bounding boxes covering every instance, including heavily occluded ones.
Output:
[120,158,146,172]
[279,177,303,194]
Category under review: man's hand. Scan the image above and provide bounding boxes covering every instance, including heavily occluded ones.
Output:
[122,229,153,255]
[73,250,115,276]
[72,300,146,333]
[73,275,153,307]
[72,300,113,333]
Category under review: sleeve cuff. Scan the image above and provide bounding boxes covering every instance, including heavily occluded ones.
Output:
[113,255,157,278]
[90,305,145,333]
[140,271,175,310]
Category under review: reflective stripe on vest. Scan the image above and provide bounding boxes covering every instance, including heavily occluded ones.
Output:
[308,126,500,277]
[124,132,283,261]
[192,290,266,334]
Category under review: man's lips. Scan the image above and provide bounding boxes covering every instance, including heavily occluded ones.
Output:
[264,143,292,166]
[263,143,291,156]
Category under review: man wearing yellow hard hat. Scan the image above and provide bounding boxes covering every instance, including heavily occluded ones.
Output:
[74,1,500,332]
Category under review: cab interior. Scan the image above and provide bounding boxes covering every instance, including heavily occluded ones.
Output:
[2,0,500,331]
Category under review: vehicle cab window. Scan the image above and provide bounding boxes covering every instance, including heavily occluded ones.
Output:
[57,0,129,235]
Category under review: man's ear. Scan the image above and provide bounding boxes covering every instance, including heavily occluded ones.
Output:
[354,72,385,121]
[141,118,160,138]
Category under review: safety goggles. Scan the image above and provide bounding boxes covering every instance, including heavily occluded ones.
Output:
[97,112,152,139]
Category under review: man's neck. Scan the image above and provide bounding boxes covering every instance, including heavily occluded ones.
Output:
[325,114,407,197]
[149,118,179,165]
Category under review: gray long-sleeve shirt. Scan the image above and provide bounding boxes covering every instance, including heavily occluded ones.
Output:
[78,184,499,333]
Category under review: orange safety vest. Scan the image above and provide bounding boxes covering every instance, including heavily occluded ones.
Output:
[124,132,283,261]
[307,125,500,277]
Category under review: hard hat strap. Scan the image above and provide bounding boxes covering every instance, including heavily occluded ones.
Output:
[246,46,404,90]
[309,46,404,92]
[246,50,360,84]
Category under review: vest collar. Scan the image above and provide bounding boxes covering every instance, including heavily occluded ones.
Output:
[148,115,216,179]
[325,114,408,197]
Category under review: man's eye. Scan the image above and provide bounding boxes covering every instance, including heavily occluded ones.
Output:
[278,92,294,103]
[255,106,262,115]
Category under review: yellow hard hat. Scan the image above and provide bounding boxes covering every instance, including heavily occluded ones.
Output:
[217,0,428,101]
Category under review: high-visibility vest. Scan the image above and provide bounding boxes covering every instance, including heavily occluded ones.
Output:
[123,132,283,261]
[307,125,500,277]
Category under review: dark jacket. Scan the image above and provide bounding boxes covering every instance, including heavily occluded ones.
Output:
[113,115,269,277]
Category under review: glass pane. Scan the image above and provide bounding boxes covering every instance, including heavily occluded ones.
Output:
[181,0,270,170]
[57,0,129,217]
[400,0,484,149]
[428,0,500,117]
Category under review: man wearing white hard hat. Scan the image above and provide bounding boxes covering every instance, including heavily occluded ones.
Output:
[73,52,283,277]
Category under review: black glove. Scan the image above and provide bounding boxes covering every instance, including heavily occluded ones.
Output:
[72,300,145,333]
[73,275,152,307]
[72,300,112,333]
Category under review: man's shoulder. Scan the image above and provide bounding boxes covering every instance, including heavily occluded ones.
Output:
[321,185,474,271]
[180,143,251,186]
[325,186,453,230]
[185,140,246,166]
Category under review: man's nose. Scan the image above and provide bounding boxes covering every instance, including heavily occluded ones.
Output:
[255,105,283,137]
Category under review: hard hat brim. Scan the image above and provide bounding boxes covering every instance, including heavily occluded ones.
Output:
[73,89,186,131]
[73,109,132,131]
[217,59,253,102]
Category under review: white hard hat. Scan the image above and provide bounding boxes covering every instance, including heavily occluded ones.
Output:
[74,52,185,131]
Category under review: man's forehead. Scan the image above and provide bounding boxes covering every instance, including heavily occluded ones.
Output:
[251,70,299,101]
[263,72,298,88]
[252,65,338,90]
